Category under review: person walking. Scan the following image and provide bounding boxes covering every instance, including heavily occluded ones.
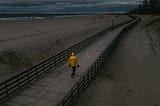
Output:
[69,52,79,78]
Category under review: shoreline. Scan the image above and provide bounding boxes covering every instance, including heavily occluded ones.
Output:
[0,13,127,21]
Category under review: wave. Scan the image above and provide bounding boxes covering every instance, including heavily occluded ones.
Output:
[0,16,47,21]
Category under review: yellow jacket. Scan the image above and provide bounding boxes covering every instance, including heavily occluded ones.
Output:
[69,53,78,67]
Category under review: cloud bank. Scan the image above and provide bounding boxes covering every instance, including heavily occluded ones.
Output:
[0,0,142,14]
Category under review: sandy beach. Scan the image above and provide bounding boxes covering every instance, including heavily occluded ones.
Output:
[0,15,131,82]
[75,15,160,106]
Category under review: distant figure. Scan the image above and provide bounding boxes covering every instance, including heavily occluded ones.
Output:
[69,52,79,78]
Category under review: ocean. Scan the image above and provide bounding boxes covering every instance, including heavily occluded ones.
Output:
[0,17,47,21]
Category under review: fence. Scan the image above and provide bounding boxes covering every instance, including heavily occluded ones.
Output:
[0,16,134,102]
[57,16,141,106]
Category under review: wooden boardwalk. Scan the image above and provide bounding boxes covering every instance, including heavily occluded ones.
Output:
[1,24,128,106]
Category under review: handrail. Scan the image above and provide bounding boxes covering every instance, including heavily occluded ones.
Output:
[0,16,133,102]
[57,16,141,106]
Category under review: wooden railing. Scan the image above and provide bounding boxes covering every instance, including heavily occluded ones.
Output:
[57,16,141,106]
[0,17,134,102]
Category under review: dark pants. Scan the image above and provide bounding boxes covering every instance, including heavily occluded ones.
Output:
[71,66,76,78]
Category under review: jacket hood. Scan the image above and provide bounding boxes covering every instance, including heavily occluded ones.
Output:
[71,52,75,56]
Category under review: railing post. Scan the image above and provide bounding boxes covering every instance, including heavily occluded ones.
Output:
[59,54,61,63]
[87,72,89,86]
[91,66,95,78]
[49,58,51,70]
[91,68,93,79]
[78,44,80,50]
[77,82,80,97]
[43,63,45,73]
[27,71,30,83]
[54,57,57,66]
[70,91,73,105]
[82,77,85,90]
[5,83,8,96]
[35,67,38,77]
[62,100,65,106]
[17,76,20,88]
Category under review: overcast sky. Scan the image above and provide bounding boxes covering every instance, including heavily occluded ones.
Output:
[0,0,143,14]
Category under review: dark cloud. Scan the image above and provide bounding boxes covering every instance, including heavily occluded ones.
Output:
[0,0,142,13]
